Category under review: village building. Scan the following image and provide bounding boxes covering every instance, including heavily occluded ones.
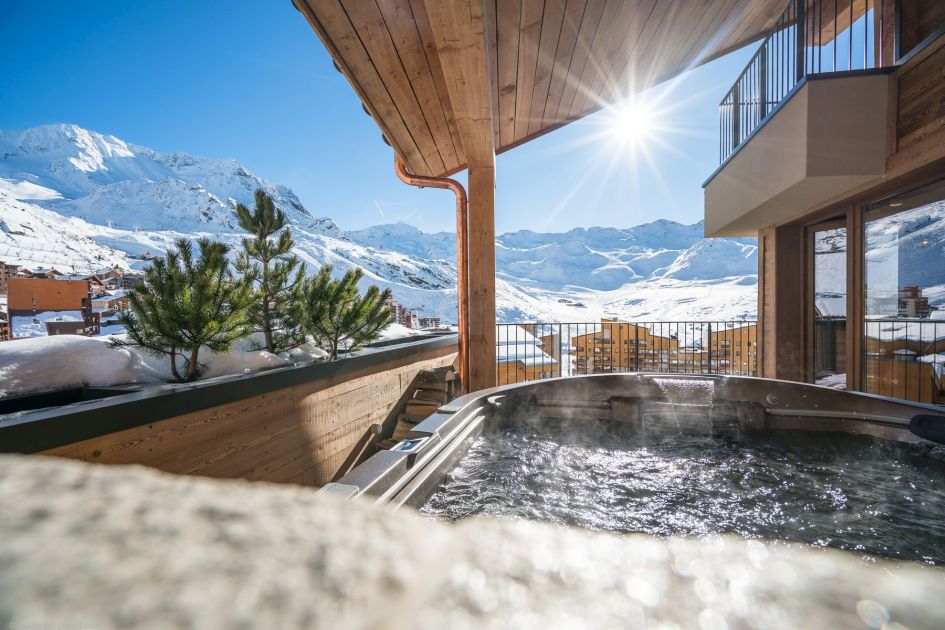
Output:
[120,270,145,289]
[0,261,22,295]
[496,325,557,385]
[5,276,100,339]
[90,289,131,314]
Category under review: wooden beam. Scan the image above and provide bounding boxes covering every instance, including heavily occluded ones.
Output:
[467,165,497,390]
[422,0,497,390]
[422,0,496,167]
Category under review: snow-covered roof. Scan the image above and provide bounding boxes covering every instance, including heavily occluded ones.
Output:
[52,274,91,282]
[92,289,129,300]
[814,295,846,318]
[496,326,557,367]
[918,354,945,379]
[866,320,945,342]
[496,326,542,346]
[10,310,84,338]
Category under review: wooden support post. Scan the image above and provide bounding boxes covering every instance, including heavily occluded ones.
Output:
[423,0,498,390]
[467,164,496,390]
[758,224,805,382]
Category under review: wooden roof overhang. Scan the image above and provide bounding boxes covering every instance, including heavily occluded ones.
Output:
[295,0,787,178]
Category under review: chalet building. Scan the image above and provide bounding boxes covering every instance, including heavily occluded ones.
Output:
[0,261,22,295]
[6,277,99,339]
[496,325,557,385]
[53,274,108,295]
[571,320,680,375]
[295,0,801,391]
[704,0,945,405]
[120,270,145,289]
[23,267,66,279]
[709,324,758,375]
[568,320,757,376]
[898,286,931,318]
[418,316,442,329]
[294,2,936,403]
[0,312,8,342]
[384,294,422,329]
[91,290,131,314]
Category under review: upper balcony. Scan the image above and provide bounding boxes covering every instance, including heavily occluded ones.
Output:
[704,0,897,237]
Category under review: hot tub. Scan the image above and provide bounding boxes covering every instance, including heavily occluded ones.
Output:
[320,374,945,563]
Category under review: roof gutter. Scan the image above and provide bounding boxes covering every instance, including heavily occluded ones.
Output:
[394,156,469,391]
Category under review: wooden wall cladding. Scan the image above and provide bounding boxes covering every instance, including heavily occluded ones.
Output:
[41,349,457,487]
[892,36,945,169]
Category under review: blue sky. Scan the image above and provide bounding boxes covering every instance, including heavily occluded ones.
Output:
[0,0,756,234]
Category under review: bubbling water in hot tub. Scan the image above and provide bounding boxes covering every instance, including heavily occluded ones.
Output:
[420,403,945,565]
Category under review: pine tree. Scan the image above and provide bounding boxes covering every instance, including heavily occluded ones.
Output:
[301,265,392,360]
[111,238,253,382]
[234,189,306,354]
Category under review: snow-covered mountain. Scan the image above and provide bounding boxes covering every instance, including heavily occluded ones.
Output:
[1,123,762,322]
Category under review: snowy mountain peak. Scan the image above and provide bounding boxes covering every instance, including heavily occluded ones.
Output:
[0,122,769,323]
[0,124,133,163]
[0,124,318,232]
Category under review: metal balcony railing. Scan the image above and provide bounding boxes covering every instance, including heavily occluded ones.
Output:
[497,321,758,386]
[864,318,945,405]
[720,0,888,162]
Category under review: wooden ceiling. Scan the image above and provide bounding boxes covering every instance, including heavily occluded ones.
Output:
[296,0,786,178]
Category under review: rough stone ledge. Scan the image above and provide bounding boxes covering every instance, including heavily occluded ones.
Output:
[1,454,943,629]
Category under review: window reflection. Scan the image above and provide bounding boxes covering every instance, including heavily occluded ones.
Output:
[864,180,945,405]
[813,227,847,389]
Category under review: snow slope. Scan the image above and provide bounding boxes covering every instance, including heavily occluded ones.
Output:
[0,123,769,323]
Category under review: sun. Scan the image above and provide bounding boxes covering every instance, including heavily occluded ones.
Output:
[612,102,655,147]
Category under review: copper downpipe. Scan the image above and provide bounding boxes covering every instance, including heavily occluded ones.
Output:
[394,156,470,390]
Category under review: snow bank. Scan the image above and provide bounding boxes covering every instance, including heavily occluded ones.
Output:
[0,336,163,397]
[0,324,401,399]
[201,350,290,379]
[378,323,425,341]
[0,333,301,398]
[10,311,83,338]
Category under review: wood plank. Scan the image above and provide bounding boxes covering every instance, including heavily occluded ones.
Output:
[609,0,675,102]
[663,0,736,77]
[561,0,624,120]
[380,0,461,170]
[43,349,457,486]
[407,0,465,168]
[572,0,654,116]
[551,0,607,123]
[496,0,523,148]
[423,0,496,167]
[526,0,567,136]
[298,0,430,174]
[897,41,945,149]
[485,0,501,147]
[340,0,446,175]
[540,0,586,129]
[619,0,687,93]
[513,0,546,142]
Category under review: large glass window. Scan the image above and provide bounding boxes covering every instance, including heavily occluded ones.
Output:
[812,227,847,389]
[864,180,945,404]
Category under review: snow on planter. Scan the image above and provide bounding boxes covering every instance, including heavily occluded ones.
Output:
[0,335,162,397]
